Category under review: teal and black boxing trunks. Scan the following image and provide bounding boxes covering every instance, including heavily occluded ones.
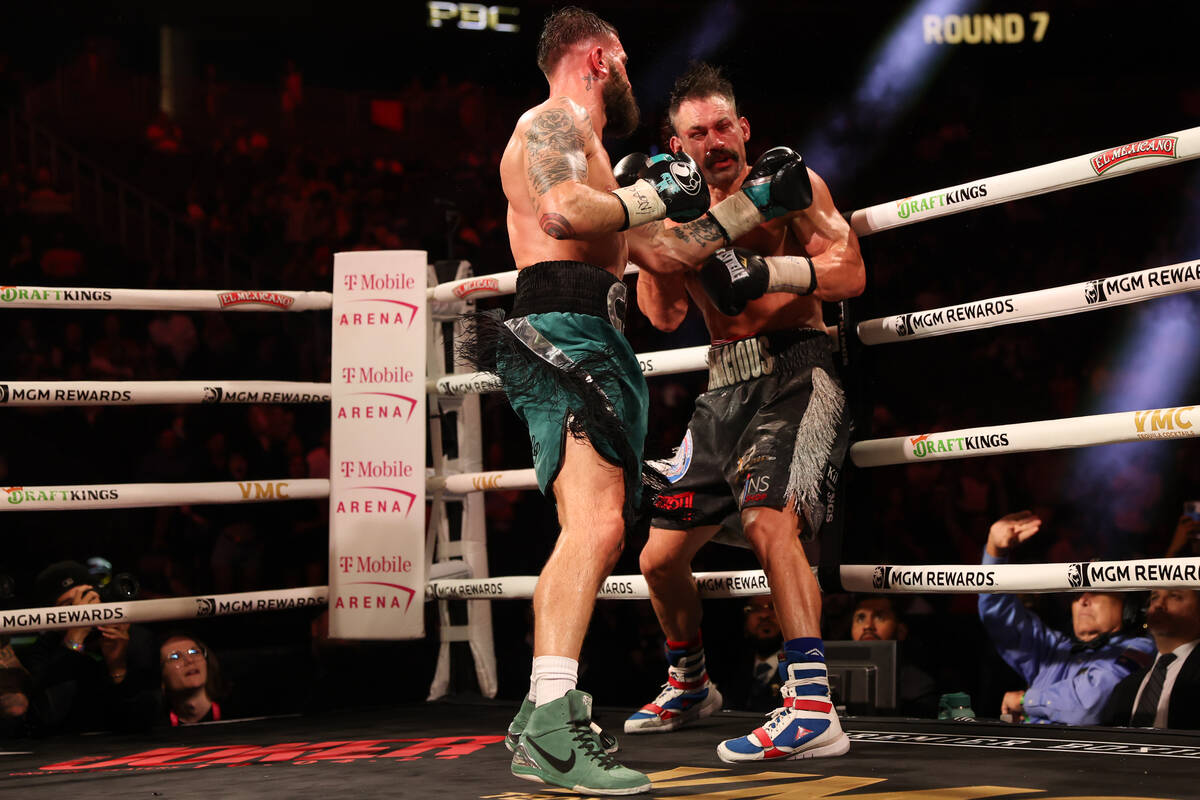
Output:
[650,328,850,546]
[457,261,651,528]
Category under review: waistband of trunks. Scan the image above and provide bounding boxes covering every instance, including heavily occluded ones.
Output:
[706,328,828,390]
[510,261,627,329]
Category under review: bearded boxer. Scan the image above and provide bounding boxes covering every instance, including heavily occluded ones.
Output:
[466,11,818,794]
[623,62,865,762]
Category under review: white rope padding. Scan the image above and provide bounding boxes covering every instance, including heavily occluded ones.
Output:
[851,404,1197,468]
[426,556,1200,601]
[841,558,1200,594]
[425,128,1199,303]
[431,344,709,396]
[857,258,1200,345]
[0,286,332,311]
[0,479,328,511]
[0,473,529,511]
[9,555,1195,632]
[426,570,772,601]
[849,127,1200,236]
[0,381,330,406]
[0,586,327,634]
[429,469,537,494]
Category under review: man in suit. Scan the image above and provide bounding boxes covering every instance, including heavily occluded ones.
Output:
[1102,588,1200,729]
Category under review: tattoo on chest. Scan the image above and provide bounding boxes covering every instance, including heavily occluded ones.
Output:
[526,108,588,196]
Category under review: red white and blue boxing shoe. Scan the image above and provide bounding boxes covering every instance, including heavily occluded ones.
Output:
[624,652,723,734]
[717,658,849,762]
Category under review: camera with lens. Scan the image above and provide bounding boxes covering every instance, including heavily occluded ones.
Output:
[94,573,140,603]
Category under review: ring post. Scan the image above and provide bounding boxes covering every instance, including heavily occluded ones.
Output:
[329,251,427,639]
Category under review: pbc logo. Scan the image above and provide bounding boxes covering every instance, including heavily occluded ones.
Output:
[195,598,216,617]
[1083,280,1108,305]
[894,314,912,337]
[202,387,223,404]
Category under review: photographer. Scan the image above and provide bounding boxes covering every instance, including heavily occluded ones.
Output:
[20,561,159,735]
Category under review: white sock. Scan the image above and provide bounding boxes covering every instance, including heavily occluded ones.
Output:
[527,668,537,704]
[533,655,579,707]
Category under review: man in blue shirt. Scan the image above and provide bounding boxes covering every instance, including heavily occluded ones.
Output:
[979,511,1155,725]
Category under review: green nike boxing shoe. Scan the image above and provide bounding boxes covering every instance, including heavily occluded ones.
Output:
[510,690,650,796]
[506,695,619,754]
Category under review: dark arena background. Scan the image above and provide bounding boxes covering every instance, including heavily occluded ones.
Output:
[1,1,1199,797]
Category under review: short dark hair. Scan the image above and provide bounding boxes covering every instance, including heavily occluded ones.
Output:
[537,6,619,76]
[667,61,737,128]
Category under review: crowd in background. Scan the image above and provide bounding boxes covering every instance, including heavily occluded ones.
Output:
[0,22,1198,738]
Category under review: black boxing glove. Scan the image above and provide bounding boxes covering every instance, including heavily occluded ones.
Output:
[612,152,648,188]
[611,152,710,229]
[707,146,813,243]
[699,247,817,316]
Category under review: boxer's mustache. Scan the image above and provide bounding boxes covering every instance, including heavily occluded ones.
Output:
[705,149,738,168]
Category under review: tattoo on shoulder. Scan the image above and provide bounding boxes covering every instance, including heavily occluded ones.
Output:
[540,213,576,240]
[670,215,727,245]
[526,108,588,196]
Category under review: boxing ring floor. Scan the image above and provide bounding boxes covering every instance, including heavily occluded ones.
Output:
[3,699,1194,799]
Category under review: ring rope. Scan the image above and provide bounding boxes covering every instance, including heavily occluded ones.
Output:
[849,127,1200,236]
[424,555,1200,602]
[0,381,330,406]
[13,392,1191,515]
[857,257,1200,345]
[0,586,328,634]
[431,344,709,396]
[0,479,328,511]
[7,553,1198,633]
[426,127,1200,304]
[0,286,332,311]
[850,404,1198,467]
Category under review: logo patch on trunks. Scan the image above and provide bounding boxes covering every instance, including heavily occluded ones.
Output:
[657,430,693,484]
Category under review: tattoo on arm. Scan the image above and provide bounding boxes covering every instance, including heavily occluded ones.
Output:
[526,108,588,196]
[670,215,727,245]
[540,213,576,240]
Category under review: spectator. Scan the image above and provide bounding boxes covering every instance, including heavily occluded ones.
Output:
[20,561,158,735]
[850,596,939,717]
[714,595,783,712]
[1101,588,1200,729]
[979,512,1155,724]
[159,632,230,725]
[1164,507,1200,558]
